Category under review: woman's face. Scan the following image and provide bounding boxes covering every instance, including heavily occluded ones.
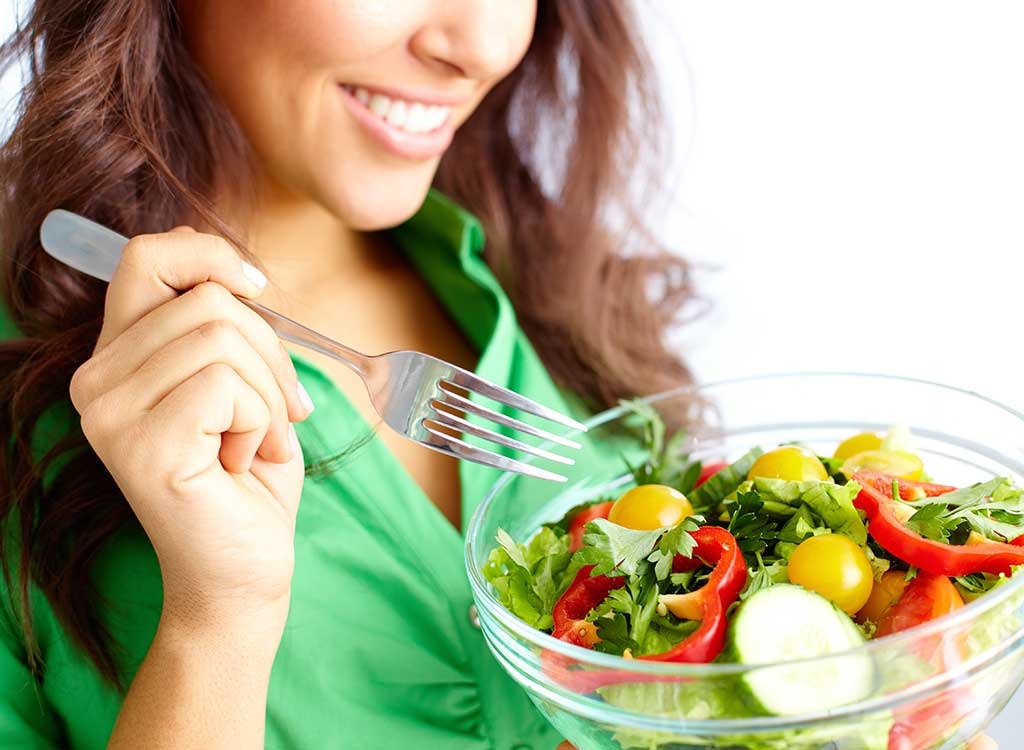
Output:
[182,0,537,230]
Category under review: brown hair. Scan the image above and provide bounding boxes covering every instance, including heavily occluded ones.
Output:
[0,1,697,686]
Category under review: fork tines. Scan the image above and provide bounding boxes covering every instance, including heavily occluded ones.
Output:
[420,377,586,482]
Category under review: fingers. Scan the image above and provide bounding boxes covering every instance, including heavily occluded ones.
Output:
[97,231,267,351]
[68,226,312,478]
[74,280,310,425]
[73,225,309,497]
[147,363,278,479]
[112,319,295,463]
[80,360,273,488]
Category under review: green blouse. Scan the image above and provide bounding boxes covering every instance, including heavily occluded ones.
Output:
[0,192,575,749]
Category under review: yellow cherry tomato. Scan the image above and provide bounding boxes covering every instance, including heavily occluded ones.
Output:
[834,431,883,461]
[856,570,909,623]
[608,484,694,530]
[840,449,924,481]
[747,446,828,482]
[787,533,874,615]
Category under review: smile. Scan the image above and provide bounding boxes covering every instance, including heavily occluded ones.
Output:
[341,84,452,135]
[338,83,458,160]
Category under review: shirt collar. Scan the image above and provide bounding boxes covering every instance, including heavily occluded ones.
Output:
[390,189,486,264]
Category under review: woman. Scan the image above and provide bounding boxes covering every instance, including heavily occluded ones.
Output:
[0,1,696,747]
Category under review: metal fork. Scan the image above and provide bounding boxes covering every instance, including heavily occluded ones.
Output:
[39,209,585,482]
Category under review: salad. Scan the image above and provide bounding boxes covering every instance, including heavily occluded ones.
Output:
[483,409,1024,750]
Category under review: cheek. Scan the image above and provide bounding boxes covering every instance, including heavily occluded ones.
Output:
[186,0,435,226]
[506,1,539,72]
[188,1,403,136]
[188,0,406,83]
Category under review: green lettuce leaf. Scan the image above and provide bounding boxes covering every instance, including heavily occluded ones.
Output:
[776,504,829,544]
[751,477,867,544]
[481,526,573,629]
[689,447,764,512]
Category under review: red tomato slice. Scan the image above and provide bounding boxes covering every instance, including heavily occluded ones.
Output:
[876,571,964,637]
[878,572,972,750]
[695,460,728,488]
[567,502,614,552]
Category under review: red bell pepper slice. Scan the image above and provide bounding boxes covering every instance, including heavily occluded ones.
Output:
[551,565,625,647]
[545,526,746,692]
[544,564,628,693]
[852,471,1024,576]
[566,501,614,552]
[640,526,747,664]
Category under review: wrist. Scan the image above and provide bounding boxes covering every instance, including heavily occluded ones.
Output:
[112,596,285,749]
[158,592,291,655]
[152,608,286,689]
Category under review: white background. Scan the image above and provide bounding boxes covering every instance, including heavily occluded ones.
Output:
[643,2,1024,417]
[3,0,1023,742]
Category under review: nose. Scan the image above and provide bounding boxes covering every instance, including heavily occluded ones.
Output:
[409,0,535,81]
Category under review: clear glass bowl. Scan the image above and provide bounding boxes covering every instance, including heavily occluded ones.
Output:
[465,374,1024,750]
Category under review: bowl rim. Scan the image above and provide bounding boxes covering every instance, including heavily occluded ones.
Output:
[465,371,1024,677]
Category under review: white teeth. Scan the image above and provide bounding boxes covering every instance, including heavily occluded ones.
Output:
[427,105,448,130]
[385,100,408,128]
[368,93,390,118]
[346,85,451,135]
[406,103,429,133]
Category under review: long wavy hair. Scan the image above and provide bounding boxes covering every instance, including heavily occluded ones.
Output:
[0,1,697,686]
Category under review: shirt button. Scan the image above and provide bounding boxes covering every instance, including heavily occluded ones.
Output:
[468,604,481,629]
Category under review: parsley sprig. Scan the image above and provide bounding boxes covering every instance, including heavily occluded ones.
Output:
[726,490,779,554]
[576,517,701,580]
[903,477,1024,544]
[741,551,788,601]
[619,399,698,490]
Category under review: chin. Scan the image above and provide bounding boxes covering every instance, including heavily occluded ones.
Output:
[316,163,440,232]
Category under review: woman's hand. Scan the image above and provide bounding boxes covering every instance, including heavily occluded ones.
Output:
[70,227,312,631]
[76,228,314,748]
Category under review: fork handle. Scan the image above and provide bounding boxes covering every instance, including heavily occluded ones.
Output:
[39,209,373,377]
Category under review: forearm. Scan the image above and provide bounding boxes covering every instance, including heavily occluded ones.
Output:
[108,605,287,750]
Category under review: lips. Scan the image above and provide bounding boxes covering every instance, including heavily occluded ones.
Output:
[337,83,459,160]
[340,85,452,135]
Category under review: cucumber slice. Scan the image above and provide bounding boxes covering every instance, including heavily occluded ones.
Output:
[730,584,876,715]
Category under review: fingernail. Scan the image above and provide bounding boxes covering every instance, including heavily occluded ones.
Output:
[241,260,267,289]
[289,424,300,454]
[296,381,315,414]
